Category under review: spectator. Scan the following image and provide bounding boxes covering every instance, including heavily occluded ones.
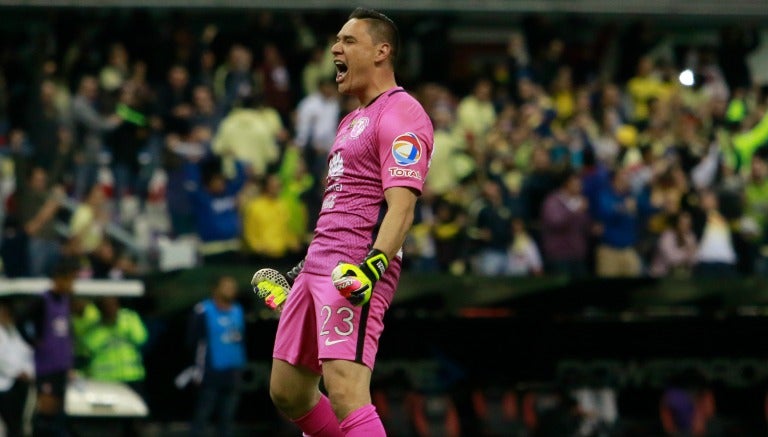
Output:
[519,146,559,241]
[456,77,497,160]
[185,156,247,260]
[505,217,544,276]
[594,82,629,132]
[211,91,288,180]
[691,188,739,278]
[18,166,66,277]
[540,168,592,279]
[649,211,698,278]
[70,75,121,200]
[99,42,131,94]
[162,126,212,237]
[192,47,217,91]
[124,59,155,111]
[406,189,440,273]
[154,64,194,135]
[71,297,100,372]
[1,134,33,277]
[550,65,577,124]
[277,145,314,248]
[241,172,301,262]
[81,296,148,436]
[107,83,151,220]
[213,43,256,115]
[68,183,110,257]
[38,58,72,125]
[25,79,69,174]
[424,103,475,198]
[626,55,666,130]
[17,256,79,436]
[595,167,647,277]
[743,155,768,276]
[186,275,247,437]
[468,179,513,276]
[48,126,78,191]
[732,102,768,178]
[189,84,222,133]
[0,299,35,437]
[258,42,293,126]
[432,197,468,275]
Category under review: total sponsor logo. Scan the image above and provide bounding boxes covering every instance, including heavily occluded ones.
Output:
[388,167,422,180]
[391,132,422,166]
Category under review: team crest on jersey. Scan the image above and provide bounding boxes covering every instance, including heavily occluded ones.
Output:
[391,132,422,166]
[349,117,369,138]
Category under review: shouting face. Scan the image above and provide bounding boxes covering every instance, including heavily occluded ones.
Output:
[331,18,380,97]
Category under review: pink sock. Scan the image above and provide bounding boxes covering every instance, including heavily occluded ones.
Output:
[293,394,343,437]
[339,404,386,437]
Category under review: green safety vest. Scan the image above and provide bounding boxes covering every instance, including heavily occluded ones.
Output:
[82,309,148,382]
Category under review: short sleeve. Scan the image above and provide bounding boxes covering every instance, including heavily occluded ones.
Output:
[376,98,434,195]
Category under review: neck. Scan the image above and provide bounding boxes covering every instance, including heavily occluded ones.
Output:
[213,296,231,309]
[358,74,397,107]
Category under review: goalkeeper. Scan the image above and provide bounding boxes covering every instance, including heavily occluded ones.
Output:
[252,7,433,436]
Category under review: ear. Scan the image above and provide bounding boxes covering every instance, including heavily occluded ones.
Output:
[374,42,391,64]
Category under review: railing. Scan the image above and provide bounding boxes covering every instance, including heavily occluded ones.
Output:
[0,278,144,296]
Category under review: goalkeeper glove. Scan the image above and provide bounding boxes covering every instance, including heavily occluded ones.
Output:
[331,249,389,306]
[251,259,304,311]
[251,268,290,311]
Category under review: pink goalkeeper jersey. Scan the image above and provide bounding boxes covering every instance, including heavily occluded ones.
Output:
[303,87,434,275]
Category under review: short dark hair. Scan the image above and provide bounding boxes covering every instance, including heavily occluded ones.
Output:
[348,7,400,66]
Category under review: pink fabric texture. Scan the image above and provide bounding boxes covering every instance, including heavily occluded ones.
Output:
[340,404,386,437]
[293,394,343,437]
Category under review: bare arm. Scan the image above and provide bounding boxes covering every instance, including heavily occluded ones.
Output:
[372,186,418,262]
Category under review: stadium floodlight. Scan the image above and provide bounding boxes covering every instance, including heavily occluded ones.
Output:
[679,69,695,87]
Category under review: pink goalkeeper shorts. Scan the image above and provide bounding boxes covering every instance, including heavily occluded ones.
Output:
[272,265,401,373]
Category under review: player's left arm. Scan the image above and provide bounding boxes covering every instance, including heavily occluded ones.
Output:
[372,186,418,262]
[332,97,434,305]
[373,98,434,263]
[332,188,420,307]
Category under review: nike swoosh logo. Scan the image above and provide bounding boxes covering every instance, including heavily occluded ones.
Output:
[324,338,349,346]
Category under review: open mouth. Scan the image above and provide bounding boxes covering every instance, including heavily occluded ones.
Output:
[334,60,348,83]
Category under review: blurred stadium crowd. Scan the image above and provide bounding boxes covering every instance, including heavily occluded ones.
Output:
[1,7,768,437]
[1,10,767,282]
